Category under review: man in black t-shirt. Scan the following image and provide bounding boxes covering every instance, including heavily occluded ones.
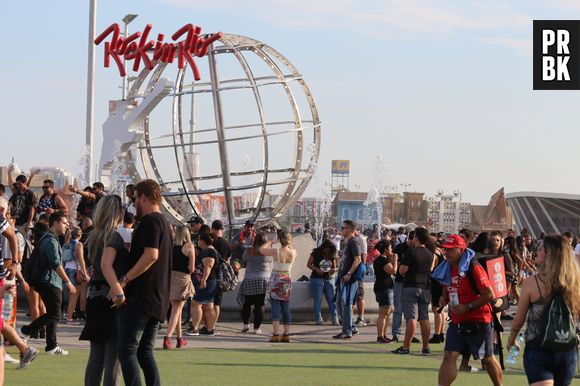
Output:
[116,180,172,386]
[208,220,230,332]
[391,230,414,342]
[392,227,434,355]
[8,174,36,238]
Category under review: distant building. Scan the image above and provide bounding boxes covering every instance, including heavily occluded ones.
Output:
[428,191,470,234]
[506,191,579,238]
[471,188,513,233]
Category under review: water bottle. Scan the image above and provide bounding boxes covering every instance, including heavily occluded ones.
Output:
[506,332,525,366]
[2,292,13,321]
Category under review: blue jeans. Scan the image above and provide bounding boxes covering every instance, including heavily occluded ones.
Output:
[524,345,578,385]
[392,281,403,337]
[309,277,337,322]
[338,280,358,335]
[270,299,291,325]
[117,301,161,386]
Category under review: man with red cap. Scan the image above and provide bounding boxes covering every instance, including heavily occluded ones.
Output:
[435,234,502,386]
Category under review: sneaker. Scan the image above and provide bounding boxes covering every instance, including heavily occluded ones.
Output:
[355,318,367,327]
[331,319,340,326]
[46,346,68,355]
[65,318,80,325]
[252,329,262,335]
[17,347,38,370]
[163,337,173,350]
[183,328,199,336]
[391,346,410,354]
[391,336,399,342]
[269,335,281,343]
[4,353,19,364]
[199,328,215,336]
[332,332,352,339]
[439,333,445,343]
[428,335,441,344]
[280,334,290,343]
[411,337,420,343]
[315,319,324,326]
[352,328,359,335]
[421,348,431,356]
[377,336,392,343]
[241,325,250,333]
[176,337,187,348]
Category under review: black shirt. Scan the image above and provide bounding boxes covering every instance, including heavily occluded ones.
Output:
[125,212,172,322]
[400,246,433,289]
[212,237,231,260]
[393,242,409,283]
[196,247,219,280]
[310,248,335,280]
[9,189,36,226]
[172,245,190,274]
[373,255,395,292]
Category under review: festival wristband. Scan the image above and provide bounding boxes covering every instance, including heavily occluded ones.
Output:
[115,294,125,299]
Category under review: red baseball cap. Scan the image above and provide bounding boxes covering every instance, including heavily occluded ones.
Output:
[440,234,467,249]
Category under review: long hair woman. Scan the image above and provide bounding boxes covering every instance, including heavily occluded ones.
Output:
[508,235,580,386]
[190,232,219,335]
[80,195,127,386]
[164,226,195,349]
[266,229,296,342]
[306,240,338,325]
[62,226,89,324]
[236,231,273,334]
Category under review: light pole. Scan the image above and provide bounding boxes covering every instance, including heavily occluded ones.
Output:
[122,14,138,100]
[86,0,97,185]
[400,183,411,193]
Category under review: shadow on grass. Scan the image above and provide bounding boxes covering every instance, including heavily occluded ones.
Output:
[199,362,438,372]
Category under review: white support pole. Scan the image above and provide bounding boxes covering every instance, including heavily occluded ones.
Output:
[86,0,97,184]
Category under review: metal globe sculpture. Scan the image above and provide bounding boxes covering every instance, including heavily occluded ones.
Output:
[102,33,321,228]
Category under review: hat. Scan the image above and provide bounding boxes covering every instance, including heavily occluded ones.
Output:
[244,220,254,227]
[440,234,467,249]
[211,220,224,230]
[187,216,204,225]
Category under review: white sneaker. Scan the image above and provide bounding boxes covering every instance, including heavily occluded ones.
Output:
[252,329,262,335]
[46,346,68,355]
[4,353,19,364]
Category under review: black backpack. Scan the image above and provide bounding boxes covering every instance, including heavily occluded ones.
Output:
[540,292,578,352]
[23,233,51,287]
[216,253,237,292]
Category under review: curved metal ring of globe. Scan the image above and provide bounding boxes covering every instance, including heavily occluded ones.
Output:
[112,34,321,229]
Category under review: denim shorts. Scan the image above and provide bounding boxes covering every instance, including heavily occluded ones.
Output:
[402,287,430,321]
[192,278,218,304]
[65,268,78,286]
[444,322,493,359]
[375,289,394,308]
[523,346,578,385]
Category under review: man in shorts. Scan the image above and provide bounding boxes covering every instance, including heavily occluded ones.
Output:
[437,235,502,386]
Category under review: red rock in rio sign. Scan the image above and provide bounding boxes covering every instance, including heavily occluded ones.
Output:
[94,23,223,80]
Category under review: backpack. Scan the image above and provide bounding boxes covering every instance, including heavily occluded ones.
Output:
[540,292,578,352]
[216,253,238,292]
[465,253,509,313]
[23,233,52,287]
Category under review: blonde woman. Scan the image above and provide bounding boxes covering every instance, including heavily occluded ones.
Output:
[62,226,89,324]
[80,195,127,386]
[508,235,580,386]
[265,230,296,342]
[164,226,195,349]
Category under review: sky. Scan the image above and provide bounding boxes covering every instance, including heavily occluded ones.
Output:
[1,0,580,205]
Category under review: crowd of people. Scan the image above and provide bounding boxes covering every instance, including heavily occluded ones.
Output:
[0,170,578,385]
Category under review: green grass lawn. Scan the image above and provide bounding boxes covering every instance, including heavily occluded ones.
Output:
[4,342,543,385]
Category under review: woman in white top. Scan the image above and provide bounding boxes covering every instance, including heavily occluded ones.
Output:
[264,230,296,342]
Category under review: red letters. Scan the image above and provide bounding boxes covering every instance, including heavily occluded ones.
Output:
[94,23,223,80]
